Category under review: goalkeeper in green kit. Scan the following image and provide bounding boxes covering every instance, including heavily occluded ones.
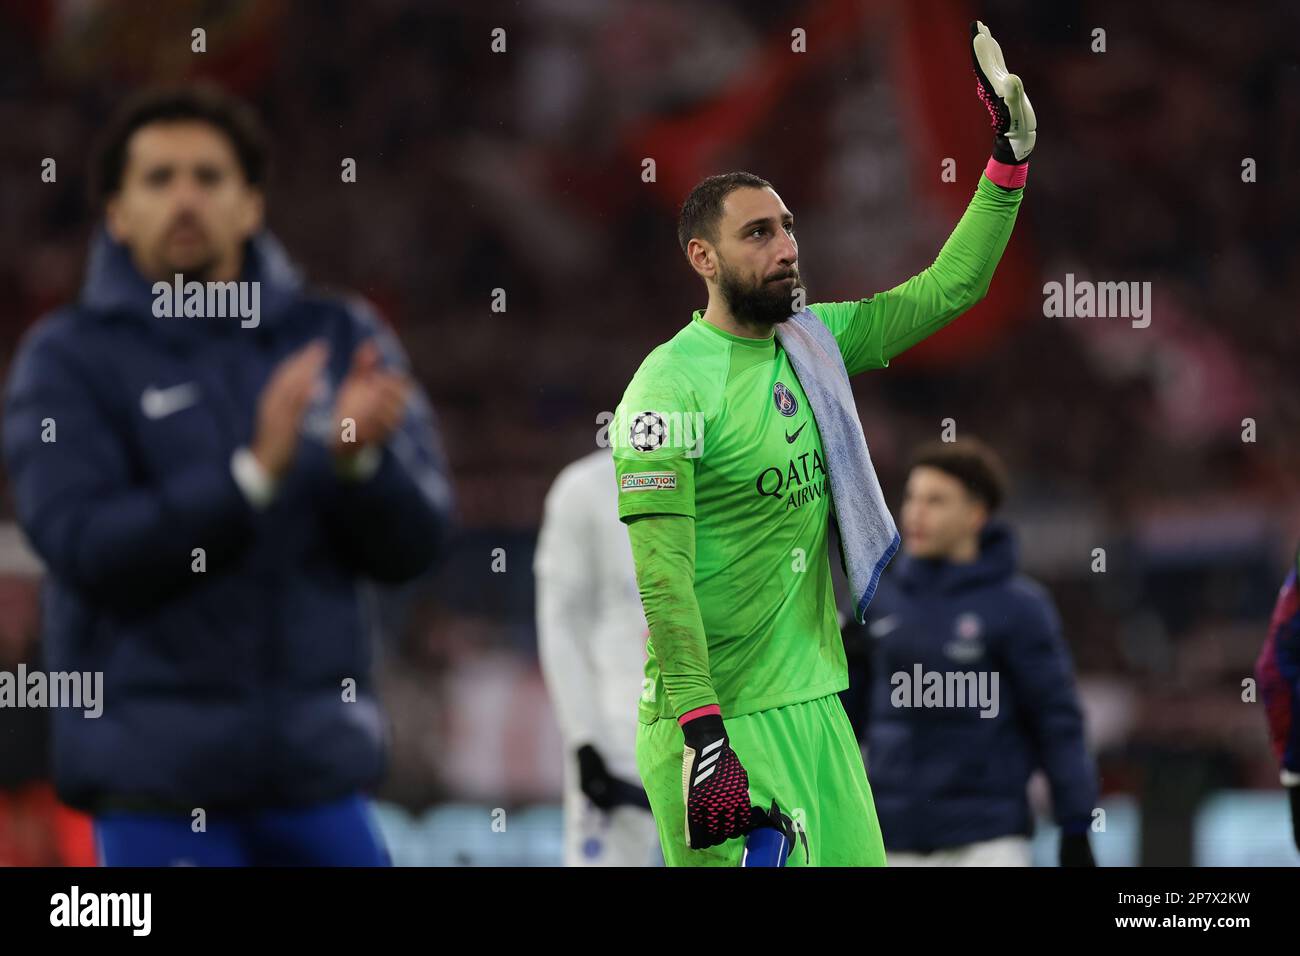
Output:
[612,22,1036,866]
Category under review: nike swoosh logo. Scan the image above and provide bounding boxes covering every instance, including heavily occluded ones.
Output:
[785,422,806,443]
[141,383,200,420]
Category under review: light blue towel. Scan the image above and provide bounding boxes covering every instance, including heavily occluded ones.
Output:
[775,308,900,624]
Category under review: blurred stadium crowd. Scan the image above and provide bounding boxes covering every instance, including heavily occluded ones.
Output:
[0,0,1297,864]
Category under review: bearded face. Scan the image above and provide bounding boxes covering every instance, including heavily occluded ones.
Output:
[717,253,806,332]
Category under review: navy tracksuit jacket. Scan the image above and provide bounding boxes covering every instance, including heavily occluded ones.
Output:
[2,228,453,813]
[845,521,1098,852]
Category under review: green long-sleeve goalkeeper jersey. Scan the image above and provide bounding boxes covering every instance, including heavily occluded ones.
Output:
[613,172,1023,723]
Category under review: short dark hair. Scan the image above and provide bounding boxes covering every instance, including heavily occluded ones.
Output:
[908,438,1009,512]
[677,171,773,254]
[92,85,271,206]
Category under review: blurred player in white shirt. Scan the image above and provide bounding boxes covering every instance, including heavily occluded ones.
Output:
[535,449,661,865]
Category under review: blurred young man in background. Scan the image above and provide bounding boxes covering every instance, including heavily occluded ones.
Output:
[851,440,1098,866]
[2,86,453,865]
[535,449,659,866]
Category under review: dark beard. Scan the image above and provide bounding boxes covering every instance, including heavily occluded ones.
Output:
[718,261,806,333]
[157,258,223,283]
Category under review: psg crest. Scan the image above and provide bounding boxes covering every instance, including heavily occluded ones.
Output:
[773,382,798,417]
[629,411,668,451]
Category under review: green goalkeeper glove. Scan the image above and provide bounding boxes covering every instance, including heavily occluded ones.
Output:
[971,20,1037,164]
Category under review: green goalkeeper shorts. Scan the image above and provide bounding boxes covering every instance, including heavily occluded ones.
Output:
[636,693,887,867]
